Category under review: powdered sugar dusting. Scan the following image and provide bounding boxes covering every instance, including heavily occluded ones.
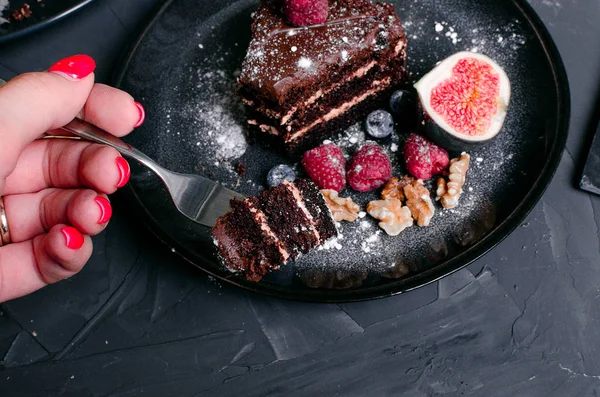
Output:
[0,0,9,24]
[171,43,252,188]
[194,101,247,161]
[400,0,529,68]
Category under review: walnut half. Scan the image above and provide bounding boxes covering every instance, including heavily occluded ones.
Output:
[437,153,470,209]
[367,199,413,236]
[381,176,414,201]
[321,190,360,222]
[436,177,447,199]
[404,179,435,227]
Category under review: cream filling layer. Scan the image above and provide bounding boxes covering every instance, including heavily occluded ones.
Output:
[283,180,321,243]
[247,201,290,261]
[280,60,379,125]
[288,77,392,142]
[281,40,405,125]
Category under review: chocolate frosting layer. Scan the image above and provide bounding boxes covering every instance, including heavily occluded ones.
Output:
[238,0,406,103]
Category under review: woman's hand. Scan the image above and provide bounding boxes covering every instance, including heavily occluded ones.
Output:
[0,55,145,302]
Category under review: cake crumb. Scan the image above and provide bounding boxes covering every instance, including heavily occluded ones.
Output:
[235,162,247,176]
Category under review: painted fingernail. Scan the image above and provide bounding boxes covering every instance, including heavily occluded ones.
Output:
[48,54,96,80]
[94,197,112,225]
[116,157,131,188]
[61,227,84,250]
[134,102,145,128]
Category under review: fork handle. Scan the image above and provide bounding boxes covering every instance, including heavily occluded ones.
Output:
[62,118,169,176]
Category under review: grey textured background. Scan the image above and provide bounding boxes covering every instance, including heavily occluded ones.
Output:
[0,0,600,395]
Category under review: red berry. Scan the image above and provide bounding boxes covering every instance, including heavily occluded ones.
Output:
[302,143,346,192]
[282,0,328,27]
[403,134,449,180]
[347,143,392,192]
[429,144,450,175]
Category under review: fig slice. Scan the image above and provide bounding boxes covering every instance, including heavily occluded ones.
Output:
[414,52,511,151]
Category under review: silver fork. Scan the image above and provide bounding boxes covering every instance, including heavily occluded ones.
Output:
[0,77,243,227]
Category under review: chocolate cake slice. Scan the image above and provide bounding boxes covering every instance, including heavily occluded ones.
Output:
[294,178,337,239]
[212,198,288,281]
[212,179,337,281]
[238,0,409,154]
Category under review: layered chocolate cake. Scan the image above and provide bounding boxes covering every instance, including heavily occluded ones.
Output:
[212,179,337,281]
[238,0,409,154]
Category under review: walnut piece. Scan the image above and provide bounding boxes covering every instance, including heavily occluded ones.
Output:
[381,176,415,201]
[404,179,435,226]
[321,189,360,222]
[436,177,447,200]
[367,199,413,236]
[439,153,470,209]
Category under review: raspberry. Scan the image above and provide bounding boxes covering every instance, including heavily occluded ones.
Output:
[347,143,392,192]
[282,0,328,27]
[403,134,449,180]
[302,143,346,192]
[429,144,450,175]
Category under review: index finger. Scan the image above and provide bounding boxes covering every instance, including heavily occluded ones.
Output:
[0,55,96,194]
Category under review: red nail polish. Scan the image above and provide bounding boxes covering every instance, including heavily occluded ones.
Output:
[116,157,131,188]
[48,54,96,80]
[94,197,112,224]
[61,227,84,250]
[134,102,145,128]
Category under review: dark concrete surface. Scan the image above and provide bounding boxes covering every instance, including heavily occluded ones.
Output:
[1,0,600,395]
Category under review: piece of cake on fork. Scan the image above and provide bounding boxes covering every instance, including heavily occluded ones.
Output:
[212,179,337,281]
[237,0,409,155]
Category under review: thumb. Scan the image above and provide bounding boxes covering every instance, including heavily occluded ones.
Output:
[0,54,96,194]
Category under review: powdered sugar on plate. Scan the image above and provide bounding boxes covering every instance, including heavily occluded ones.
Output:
[0,0,9,24]
[399,0,529,68]
[186,66,247,162]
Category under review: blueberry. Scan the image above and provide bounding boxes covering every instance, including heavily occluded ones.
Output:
[365,109,394,138]
[389,89,419,131]
[266,164,296,187]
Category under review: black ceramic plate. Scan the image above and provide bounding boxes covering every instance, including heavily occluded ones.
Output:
[114,0,569,302]
[0,0,93,43]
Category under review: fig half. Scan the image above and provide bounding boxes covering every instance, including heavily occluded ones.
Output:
[414,52,511,151]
